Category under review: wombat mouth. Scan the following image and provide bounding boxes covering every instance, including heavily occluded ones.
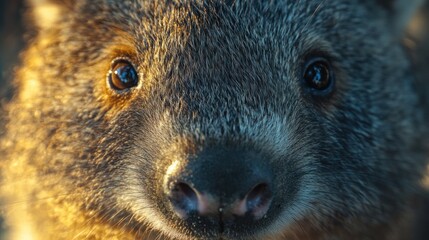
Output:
[157,197,281,239]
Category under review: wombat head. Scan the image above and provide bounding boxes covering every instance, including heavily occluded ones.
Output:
[5,0,428,239]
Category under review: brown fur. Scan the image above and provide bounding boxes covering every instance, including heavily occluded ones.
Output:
[1,0,429,239]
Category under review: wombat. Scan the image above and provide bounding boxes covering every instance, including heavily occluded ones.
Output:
[1,0,429,239]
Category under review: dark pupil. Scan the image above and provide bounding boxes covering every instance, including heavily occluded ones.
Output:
[111,62,138,90]
[306,62,330,90]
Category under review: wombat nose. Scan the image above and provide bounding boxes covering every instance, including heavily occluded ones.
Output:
[167,180,272,220]
[163,146,274,225]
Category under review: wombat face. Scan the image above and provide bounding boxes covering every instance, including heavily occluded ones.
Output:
[4,0,428,239]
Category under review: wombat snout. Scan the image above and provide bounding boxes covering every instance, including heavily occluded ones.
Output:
[163,145,274,229]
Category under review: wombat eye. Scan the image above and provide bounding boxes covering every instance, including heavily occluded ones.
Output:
[108,59,139,91]
[303,57,334,95]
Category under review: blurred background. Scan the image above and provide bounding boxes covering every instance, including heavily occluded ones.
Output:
[0,0,26,238]
[0,0,26,101]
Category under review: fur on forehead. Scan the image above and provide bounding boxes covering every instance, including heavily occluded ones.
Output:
[29,0,423,29]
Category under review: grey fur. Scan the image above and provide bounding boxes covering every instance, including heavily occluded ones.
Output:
[1,0,428,239]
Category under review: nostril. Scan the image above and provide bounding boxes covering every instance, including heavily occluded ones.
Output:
[175,182,197,200]
[245,183,272,219]
[168,182,198,219]
[247,183,270,207]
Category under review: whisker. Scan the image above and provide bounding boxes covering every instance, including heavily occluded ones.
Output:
[293,0,328,47]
